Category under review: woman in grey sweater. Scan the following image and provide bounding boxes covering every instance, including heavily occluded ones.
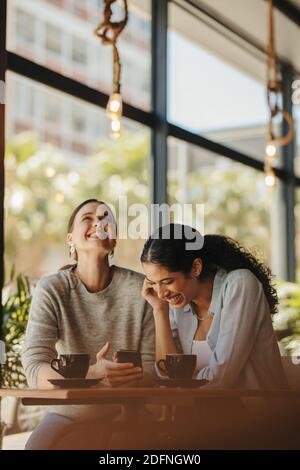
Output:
[22,198,155,449]
[141,223,288,390]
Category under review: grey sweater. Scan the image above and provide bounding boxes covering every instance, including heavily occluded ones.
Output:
[21,265,155,420]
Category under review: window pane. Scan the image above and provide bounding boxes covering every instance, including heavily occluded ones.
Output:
[7,0,151,111]
[168,137,271,262]
[72,36,88,66]
[5,72,150,279]
[168,3,270,164]
[15,8,35,46]
[45,23,62,56]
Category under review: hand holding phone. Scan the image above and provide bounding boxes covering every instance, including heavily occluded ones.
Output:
[116,349,142,368]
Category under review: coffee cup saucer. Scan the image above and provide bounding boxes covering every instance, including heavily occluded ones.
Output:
[48,378,102,389]
[155,377,208,388]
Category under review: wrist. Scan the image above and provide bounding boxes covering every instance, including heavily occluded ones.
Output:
[153,305,169,317]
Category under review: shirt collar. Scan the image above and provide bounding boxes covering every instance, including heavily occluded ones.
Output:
[208,268,227,315]
[183,268,227,315]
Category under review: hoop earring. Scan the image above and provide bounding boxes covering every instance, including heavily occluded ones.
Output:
[69,244,76,258]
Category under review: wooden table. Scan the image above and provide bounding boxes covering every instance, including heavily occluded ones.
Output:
[1,385,299,405]
[1,386,300,449]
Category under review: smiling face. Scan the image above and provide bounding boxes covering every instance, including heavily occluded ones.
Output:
[142,261,202,308]
[67,201,116,259]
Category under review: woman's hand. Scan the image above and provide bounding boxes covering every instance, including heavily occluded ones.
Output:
[142,279,169,314]
[89,342,143,387]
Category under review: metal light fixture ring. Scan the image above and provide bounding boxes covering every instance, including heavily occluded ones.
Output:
[264,0,295,188]
[267,85,281,118]
[269,110,295,148]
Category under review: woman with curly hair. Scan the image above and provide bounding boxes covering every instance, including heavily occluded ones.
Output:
[141,223,287,389]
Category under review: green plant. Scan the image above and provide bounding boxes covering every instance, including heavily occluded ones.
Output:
[273,282,300,355]
[2,273,32,388]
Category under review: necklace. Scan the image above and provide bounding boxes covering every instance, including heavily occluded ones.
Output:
[191,302,210,321]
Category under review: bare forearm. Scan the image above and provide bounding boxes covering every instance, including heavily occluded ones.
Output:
[153,309,178,361]
[36,363,61,389]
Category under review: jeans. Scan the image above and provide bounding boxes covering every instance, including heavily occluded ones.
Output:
[25,413,117,450]
[25,409,163,450]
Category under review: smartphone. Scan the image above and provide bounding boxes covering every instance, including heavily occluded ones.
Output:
[116,349,142,367]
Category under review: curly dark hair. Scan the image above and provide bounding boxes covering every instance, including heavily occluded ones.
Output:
[141,224,278,315]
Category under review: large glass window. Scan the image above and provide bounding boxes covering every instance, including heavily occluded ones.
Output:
[5,73,150,280]
[168,3,269,163]
[168,137,271,262]
[7,0,151,111]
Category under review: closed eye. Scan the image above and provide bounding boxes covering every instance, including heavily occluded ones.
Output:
[97,214,108,221]
[146,279,174,286]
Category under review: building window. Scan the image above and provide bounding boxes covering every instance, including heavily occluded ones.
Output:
[14,76,34,121]
[72,104,87,133]
[72,36,88,66]
[16,9,35,46]
[45,96,61,126]
[45,23,62,56]
[7,0,151,110]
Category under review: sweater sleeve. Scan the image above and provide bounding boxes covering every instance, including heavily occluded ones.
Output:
[21,281,59,388]
[139,301,156,376]
[197,273,265,386]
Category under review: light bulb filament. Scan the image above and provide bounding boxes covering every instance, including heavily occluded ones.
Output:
[265,142,277,158]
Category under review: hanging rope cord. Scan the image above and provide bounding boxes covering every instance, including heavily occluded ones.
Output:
[266,0,294,146]
[94,0,129,94]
